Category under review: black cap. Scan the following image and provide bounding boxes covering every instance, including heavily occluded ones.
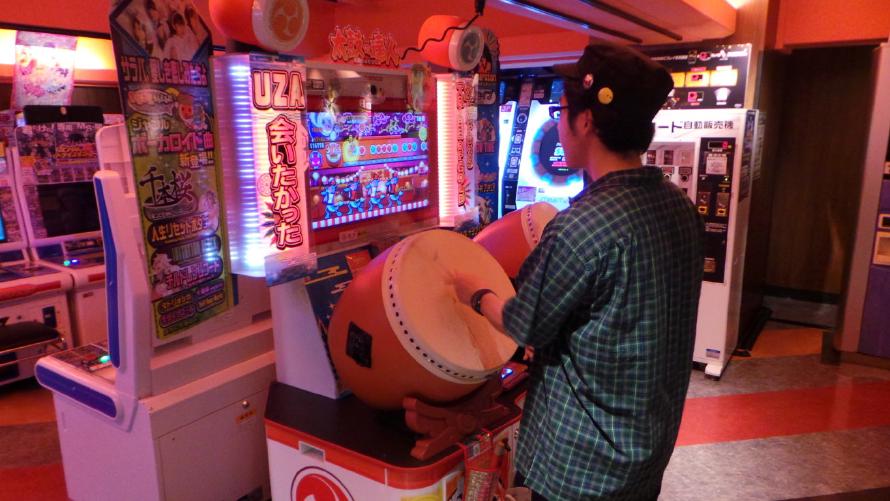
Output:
[553,41,673,125]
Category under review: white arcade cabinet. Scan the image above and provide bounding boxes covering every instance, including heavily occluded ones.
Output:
[649,108,763,378]
[10,112,108,347]
[35,124,276,501]
[0,131,72,386]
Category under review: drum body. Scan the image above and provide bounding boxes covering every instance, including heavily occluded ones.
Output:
[473,202,558,278]
[328,230,516,410]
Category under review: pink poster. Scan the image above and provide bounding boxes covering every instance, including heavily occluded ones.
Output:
[12,31,78,110]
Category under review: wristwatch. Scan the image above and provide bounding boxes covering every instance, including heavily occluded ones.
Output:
[470,288,494,315]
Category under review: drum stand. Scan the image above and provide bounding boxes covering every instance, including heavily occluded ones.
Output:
[403,377,511,460]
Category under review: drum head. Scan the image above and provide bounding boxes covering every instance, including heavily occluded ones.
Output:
[383,230,517,382]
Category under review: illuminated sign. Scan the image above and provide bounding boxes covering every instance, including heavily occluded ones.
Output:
[213,54,311,282]
[328,25,400,68]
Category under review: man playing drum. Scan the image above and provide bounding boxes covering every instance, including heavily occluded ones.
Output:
[455,41,704,500]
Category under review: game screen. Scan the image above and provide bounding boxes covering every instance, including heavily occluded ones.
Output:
[306,111,432,230]
[499,78,584,215]
[0,212,6,243]
[35,182,100,237]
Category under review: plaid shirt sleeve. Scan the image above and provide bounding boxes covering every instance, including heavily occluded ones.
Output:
[502,221,596,348]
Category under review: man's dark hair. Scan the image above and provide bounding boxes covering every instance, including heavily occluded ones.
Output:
[564,81,655,155]
[553,41,673,155]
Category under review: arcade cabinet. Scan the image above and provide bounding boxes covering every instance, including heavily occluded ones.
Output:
[212,50,527,499]
[34,123,276,501]
[498,73,585,217]
[649,108,763,378]
[840,42,890,359]
[0,116,72,386]
[10,106,109,347]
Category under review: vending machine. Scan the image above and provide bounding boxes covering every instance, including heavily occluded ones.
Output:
[649,108,763,378]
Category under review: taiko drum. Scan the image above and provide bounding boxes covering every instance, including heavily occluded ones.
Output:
[327,230,517,410]
[473,202,558,278]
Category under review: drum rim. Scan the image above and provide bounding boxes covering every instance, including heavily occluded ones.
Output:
[380,231,509,385]
[522,201,557,247]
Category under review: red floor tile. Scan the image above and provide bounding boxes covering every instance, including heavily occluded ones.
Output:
[677,380,890,446]
[0,463,67,501]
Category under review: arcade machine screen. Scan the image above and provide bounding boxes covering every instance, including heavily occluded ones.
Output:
[499,78,584,216]
[306,111,432,230]
[35,182,100,237]
[0,212,6,243]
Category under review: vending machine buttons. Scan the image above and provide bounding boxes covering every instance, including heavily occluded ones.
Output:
[704,258,718,274]
[697,191,711,215]
[715,192,730,217]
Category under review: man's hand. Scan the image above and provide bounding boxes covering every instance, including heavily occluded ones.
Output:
[451,271,490,305]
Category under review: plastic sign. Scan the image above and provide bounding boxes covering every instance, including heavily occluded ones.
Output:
[328,25,400,68]
[110,0,233,340]
[212,54,311,284]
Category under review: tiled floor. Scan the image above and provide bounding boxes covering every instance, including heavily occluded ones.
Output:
[2,303,889,500]
[664,325,890,500]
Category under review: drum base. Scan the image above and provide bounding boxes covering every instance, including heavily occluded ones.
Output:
[404,377,512,461]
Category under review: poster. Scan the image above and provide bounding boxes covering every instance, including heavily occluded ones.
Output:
[12,32,77,109]
[645,44,751,110]
[110,0,232,340]
[15,123,100,185]
[455,76,476,214]
[472,29,500,226]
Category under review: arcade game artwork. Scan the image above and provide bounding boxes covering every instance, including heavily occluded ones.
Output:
[15,123,102,239]
[499,76,584,216]
[306,110,431,230]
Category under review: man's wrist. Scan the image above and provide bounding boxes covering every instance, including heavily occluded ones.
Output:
[470,288,495,315]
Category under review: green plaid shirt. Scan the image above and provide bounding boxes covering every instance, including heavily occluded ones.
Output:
[503,167,703,500]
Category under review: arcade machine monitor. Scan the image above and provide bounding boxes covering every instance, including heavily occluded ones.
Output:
[306,110,433,232]
[499,77,584,217]
[34,182,100,238]
[0,213,6,243]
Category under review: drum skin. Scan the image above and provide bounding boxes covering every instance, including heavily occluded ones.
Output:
[473,202,558,278]
[328,230,515,410]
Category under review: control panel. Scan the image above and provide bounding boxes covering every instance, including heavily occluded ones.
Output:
[50,341,111,373]
[696,137,736,283]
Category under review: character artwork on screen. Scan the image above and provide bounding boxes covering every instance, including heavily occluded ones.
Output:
[307,111,431,230]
